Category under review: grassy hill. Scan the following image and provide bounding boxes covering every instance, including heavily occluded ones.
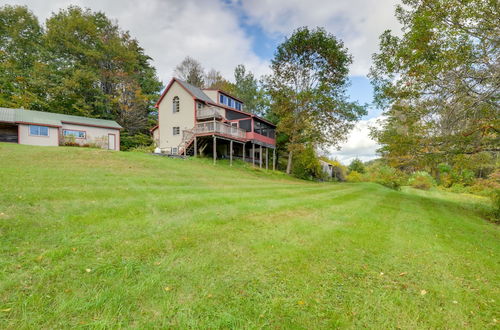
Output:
[0,143,498,328]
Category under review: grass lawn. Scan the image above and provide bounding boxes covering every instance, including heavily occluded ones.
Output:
[0,143,498,328]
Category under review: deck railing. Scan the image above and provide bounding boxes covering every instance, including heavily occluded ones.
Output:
[196,107,224,120]
[194,121,246,139]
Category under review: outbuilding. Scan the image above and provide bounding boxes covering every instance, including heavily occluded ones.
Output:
[0,107,121,150]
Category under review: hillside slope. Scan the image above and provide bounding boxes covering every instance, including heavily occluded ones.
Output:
[0,143,498,328]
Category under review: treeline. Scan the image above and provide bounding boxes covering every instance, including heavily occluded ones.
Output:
[0,5,162,148]
[1,4,365,169]
[363,0,499,215]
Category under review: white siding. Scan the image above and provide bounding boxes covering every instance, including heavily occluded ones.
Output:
[18,124,59,147]
[158,81,195,151]
[61,123,120,150]
[202,90,218,103]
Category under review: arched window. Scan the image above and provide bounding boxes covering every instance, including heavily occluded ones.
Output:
[172,96,180,113]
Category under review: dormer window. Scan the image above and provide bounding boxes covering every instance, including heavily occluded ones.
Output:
[172,96,180,113]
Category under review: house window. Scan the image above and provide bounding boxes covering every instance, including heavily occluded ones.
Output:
[173,127,180,135]
[235,102,241,110]
[197,102,203,110]
[219,94,224,103]
[172,96,180,113]
[29,125,49,137]
[63,129,86,139]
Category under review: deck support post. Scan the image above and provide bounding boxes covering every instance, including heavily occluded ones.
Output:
[273,148,276,171]
[252,143,255,167]
[259,145,262,169]
[230,140,233,167]
[242,143,245,162]
[194,136,197,157]
[266,147,269,170]
[213,135,216,165]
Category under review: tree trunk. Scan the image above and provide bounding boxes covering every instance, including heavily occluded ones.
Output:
[286,151,293,174]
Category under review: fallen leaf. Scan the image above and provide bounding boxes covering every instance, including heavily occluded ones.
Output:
[420,290,427,296]
[1,308,12,312]
[164,287,171,291]
[452,300,458,304]
[380,272,384,276]
[207,294,213,298]
[85,268,92,273]
[71,248,77,252]
[297,300,305,305]
[399,272,408,276]
[154,261,161,266]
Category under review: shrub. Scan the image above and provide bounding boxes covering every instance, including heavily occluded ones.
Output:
[348,158,365,174]
[448,183,467,193]
[120,132,153,151]
[129,144,155,153]
[371,165,404,190]
[408,171,435,190]
[346,170,362,182]
[452,169,475,186]
[291,146,322,180]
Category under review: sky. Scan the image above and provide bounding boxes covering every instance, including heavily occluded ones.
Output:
[2,0,401,164]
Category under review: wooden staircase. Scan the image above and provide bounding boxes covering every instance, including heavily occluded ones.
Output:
[177,129,209,156]
[177,129,194,156]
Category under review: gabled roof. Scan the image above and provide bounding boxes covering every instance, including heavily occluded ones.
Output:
[0,107,122,129]
[177,80,213,103]
[155,78,212,107]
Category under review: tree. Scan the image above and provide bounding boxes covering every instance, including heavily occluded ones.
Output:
[348,158,365,174]
[173,56,205,87]
[232,64,265,114]
[0,5,46,110]
[267,27,366,174]
[204,68,235,92]
[0,5,161,142]
[369,0,499,169]
[41,6,160,133]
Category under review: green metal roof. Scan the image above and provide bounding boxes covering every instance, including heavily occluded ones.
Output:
[0,107,122,129]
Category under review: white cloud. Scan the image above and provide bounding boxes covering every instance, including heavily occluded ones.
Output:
[3,0,402,80]
[3,0,270,83]
[328,116,384,165]
[239,0,401,76]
